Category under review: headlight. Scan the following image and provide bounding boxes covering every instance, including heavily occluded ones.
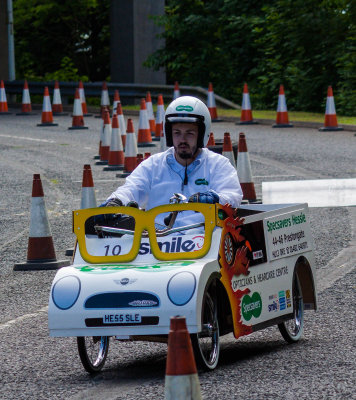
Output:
[167,271,196,306]
[52,276,81,310]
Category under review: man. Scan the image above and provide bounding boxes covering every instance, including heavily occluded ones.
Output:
[104,96,243,213]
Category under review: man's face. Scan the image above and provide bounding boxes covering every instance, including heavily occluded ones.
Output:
[172,122,199,164]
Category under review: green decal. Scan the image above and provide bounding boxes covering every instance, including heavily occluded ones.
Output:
[176,105,193,112]
[195,178,209,186]
[241,292,262,321]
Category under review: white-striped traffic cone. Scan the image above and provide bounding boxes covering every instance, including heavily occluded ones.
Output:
[165,316,202,400]
[137,98,155,147]
[68,88,88,130]
[173,81,180,100]
[207,82,222,122]
[117,102,126,148]
[273,85,293,128]
[17,80,35,115]
[160,124,167,152]
[14,174,70,271]
[146,91,156,136]
[104,113,125,171]
[0,80,11,114]
[319,86,343,131]
[207,132,215,147]
[37,87,58,126]
[238,83,257,125]
[93,109,106,160]
[236,132,257,201]
[154,94,165,141]
[117,118,138,178]
[222,132,236,167]
[112,89,120,118]
[78,81,92,116]
[96,110,111,165]
[81,165,97,209]
[52,81,68,116]
[97,81,110,118]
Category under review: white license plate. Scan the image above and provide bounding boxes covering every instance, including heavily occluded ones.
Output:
[103,313,141,324]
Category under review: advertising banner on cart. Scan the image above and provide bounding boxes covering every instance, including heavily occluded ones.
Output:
[264,208,313,261]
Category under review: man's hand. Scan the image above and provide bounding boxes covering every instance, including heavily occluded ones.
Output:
[188,190,219,204]
[104,198,123,207]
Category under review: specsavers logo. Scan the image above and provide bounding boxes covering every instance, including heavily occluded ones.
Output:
[195,178,209,186]
[176,105,193,112]
[241,292,262,321]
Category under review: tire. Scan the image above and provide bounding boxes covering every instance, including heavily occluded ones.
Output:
[191,291,220,370]
[77,336,110,373]
[278,275,304,343]
[223,233,235,266]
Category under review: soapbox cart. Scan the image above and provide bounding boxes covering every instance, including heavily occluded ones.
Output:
[48,199,317,373]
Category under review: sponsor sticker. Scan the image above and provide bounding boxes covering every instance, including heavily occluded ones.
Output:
[195,178,209,186]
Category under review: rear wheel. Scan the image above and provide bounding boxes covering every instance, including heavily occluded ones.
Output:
[191,291,220,370]
[278,275,304,343]
[77,336,109,373]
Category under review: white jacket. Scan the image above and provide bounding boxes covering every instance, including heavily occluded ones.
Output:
[108,147,243,210]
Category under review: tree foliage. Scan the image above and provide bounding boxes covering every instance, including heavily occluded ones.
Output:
[146,0,356,114]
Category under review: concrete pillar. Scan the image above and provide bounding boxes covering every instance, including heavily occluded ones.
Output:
[0,0,9,79]
[110,0,165,84]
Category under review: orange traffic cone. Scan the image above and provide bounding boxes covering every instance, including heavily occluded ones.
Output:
[319,86,343,131]
[97,81,110,118]
[17,80,35,115]
[222,132,236,167]
[117,118,138,177]
[104,113,125,171]
[14,174,70,271]
[37,87,58,126]
[112,89,120,118]
[68,88,88,130]
[93,109,105,160]
[236,132,257,201]
[207,82,222,122]
[207,132,216,147]
[146,91,156,136]
[0,80,11,114]
[160,124,167,152]
[273,85,293,128]
[173,81,180,100]
[52,81,68,116]
[137,98,155,147]
[136,153,143,167]
[78,81,92,116]
[238,83,257,125]
[165,316,202,400]
[117,102,126,148]
[96,110,111,165]
[154,94,165,141]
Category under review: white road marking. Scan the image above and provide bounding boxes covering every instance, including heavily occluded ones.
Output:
[0,134,56,143]
[0,306,48,331]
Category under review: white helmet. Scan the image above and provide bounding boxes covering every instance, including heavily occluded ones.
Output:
[164,96,211,148]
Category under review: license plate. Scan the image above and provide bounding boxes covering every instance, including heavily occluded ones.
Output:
[103,313,141,324]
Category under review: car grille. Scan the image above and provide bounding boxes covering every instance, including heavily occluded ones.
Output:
[84,292,160,309]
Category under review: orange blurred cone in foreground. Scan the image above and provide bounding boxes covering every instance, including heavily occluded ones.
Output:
[239,83,257,125]
[0,80,11,114]
[37,87,58,126]
[207,82,222,122]
[117,119,138,178]
[17,80,34,115]
[273,85,293,128]
[222,132,236,167]
[137,98,155,147]
[69,88,88,130]
[14,174,70,271]
[319,86,343,131]
[236,132,257,201]
[104,113,125,171]
[165,316,202,400]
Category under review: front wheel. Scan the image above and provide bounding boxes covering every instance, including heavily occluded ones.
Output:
[191,291,220,370]
[278,275,304,343]
[77,336,109,373]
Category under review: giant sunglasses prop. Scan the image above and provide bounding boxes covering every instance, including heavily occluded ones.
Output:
[73,203,226,264]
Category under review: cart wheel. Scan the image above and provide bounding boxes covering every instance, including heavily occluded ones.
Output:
[223,233,235,266]
[278,275,304,343]
[191,291,220,370]
[77,336,109,373]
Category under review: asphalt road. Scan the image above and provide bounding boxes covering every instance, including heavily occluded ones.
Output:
[0,109,355,399]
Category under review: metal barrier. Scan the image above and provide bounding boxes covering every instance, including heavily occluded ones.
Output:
[4,80,240,109]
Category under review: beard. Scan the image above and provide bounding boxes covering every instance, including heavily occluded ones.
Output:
[175,144,197,160]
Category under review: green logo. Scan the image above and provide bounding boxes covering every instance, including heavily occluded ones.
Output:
[176,105,193,112]
[241,292,262,321]
[195,178,209,186]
